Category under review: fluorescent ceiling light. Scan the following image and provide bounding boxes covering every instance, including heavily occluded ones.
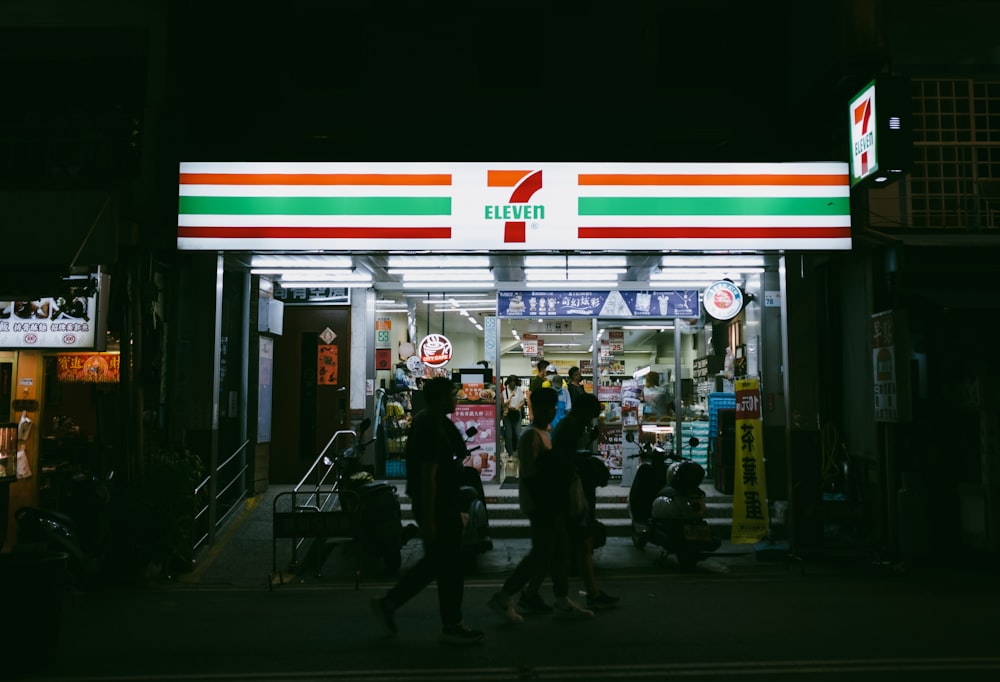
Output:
[524,269,625,281]
[524,281,619,289]
[388,255,491,268]
[655,268,763,278]
[251,254,353,268]
[523,255,629,267]
[407,293,494,300]
[281,280,371,288]
[621,325,674,330]
[389,269,491,280]
[270,269,365,282]
[660,255,767,267]
[645,277,721,287]
[402,274,496,291]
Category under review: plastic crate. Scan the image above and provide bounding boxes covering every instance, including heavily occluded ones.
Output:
[385,458,407,479]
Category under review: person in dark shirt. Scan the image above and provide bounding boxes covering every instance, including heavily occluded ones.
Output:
[371,377,484,645]
[567,366,587,406]
[551,392,620,610]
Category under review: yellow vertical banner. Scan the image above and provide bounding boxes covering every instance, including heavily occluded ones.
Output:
[731,377,770,544]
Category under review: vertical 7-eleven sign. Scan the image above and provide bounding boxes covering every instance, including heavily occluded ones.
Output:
[731,377,770,544]
[849,79,878,186]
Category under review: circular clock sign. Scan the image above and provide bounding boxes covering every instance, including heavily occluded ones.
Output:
[418,333,453,368]
[703,280,744,321]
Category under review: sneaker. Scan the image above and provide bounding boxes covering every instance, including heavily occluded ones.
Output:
[487,591,524,624]
[440,623,485,645]
[371,596,397,635]
[517,591,554,614]
[553,597,595,620]
[586,591,620,610]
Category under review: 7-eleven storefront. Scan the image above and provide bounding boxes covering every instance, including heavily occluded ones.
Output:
[175,161,849,545]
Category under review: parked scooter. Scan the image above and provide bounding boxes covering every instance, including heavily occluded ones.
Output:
[15,469,114,589]
[627,433,720,570]
[327,418,416,572]
[458,426,493,570]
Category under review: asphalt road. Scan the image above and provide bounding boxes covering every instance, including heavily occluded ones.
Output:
[14,558,1000,682]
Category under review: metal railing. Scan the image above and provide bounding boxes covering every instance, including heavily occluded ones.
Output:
[280,426,362,565]
[192,439,250,553]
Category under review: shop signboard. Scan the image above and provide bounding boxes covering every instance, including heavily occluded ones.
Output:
[0,294,98,349]
[178,162,851,252]
[497,290,700,319]
[419,333,452,368]
[871,310,911,423]
[56,352,120,383]
[731,377,770,544]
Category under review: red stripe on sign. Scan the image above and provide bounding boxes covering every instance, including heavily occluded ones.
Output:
[178,226,452,239]
[577,174,848,186]
[179,173,452,186]
[577,226,851,239]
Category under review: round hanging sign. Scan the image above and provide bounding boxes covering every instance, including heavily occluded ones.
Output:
[418,333,453,368]
[703,280,744,321]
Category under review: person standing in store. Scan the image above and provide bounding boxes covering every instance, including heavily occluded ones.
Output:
[567,366,587,405]
[371,377,485,645]
[526,359,550,422]
[487,387,594,622]
[501,374,526,461]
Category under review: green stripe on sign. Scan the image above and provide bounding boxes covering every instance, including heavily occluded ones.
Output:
[578,196,849,216]
[178,196,452,216]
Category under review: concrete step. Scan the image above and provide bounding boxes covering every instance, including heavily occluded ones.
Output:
[388,479,737,540]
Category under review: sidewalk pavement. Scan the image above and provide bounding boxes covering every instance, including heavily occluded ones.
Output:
[175,482,790,591]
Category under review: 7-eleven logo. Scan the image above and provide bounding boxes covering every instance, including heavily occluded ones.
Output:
[485,170,544,243]
[850,81,877,183]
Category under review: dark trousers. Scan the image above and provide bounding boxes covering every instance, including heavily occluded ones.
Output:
[502,510,570,599]
[503,413,522,457]
[386,517,464,626]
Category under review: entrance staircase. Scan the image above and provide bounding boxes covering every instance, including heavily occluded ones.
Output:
[392,479,734,541]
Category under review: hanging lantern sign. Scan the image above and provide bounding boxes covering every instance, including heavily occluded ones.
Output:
[419,333,453,368]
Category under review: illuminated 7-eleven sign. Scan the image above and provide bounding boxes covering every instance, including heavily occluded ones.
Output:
[849,80,878,187]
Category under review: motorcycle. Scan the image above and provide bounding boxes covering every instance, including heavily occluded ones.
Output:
[327,418,416,572]
[627,433,720,570]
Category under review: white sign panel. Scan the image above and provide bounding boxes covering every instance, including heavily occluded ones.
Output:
[849,80,878,187]
[179,162,851,252]
[0,297,98,349]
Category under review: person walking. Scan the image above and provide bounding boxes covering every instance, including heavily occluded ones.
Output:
[552,392,620,611]
[371,377,484,645]
[501,374,525,460]
[487,387,594,623]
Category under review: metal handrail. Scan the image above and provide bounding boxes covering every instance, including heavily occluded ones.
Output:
[192,439,250,552]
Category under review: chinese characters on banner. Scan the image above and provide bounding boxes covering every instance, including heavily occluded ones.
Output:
[56,352,120,383]
[317,344,339,385]
[731,377,770,544]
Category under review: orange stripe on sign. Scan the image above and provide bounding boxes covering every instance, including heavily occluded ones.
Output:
[179,173,452,186]
[487,170,532,187]
[178,226,452,239]
[577,174,848,187]
[577,226,851,239]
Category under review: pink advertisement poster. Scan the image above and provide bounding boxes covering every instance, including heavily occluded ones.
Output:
[451,403,498,482]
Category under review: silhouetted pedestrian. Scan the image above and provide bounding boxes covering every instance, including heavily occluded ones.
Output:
[371,376,484,645]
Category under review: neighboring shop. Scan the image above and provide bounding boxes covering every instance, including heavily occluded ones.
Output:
[0,273,117,548]
[176,161,851,513]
